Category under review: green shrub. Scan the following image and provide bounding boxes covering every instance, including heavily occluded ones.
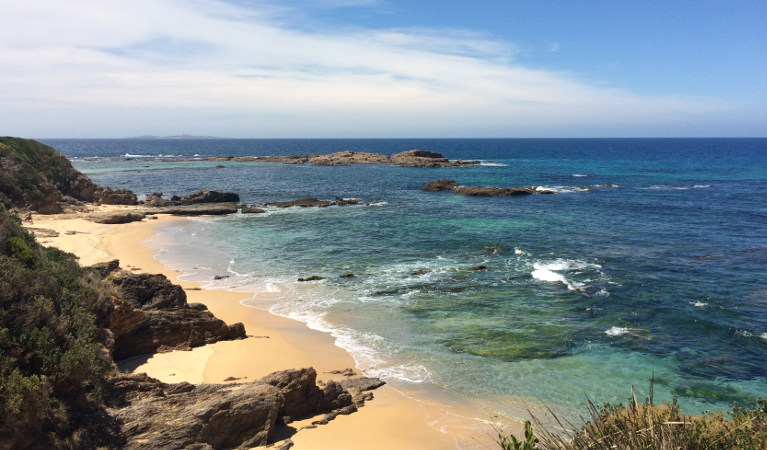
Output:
[0,206,115,447]
[501,381,767,449]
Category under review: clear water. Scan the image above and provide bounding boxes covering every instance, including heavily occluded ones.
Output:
[47,138,767,422]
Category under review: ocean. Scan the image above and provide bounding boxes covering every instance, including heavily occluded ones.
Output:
[45,138,767,425]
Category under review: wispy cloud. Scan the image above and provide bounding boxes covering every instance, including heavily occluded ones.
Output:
[0,0,731,137]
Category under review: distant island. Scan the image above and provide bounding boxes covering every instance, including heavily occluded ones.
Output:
[123,134,223,140]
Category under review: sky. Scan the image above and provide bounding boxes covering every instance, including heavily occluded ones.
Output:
[1,0,765,138]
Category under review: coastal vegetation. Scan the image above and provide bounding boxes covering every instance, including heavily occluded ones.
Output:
[0,205,116,447]
[501,386,767,449]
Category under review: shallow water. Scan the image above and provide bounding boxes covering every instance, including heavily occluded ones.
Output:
[50,137,767,423]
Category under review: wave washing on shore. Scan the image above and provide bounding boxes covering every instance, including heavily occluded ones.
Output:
[51,137,767,426]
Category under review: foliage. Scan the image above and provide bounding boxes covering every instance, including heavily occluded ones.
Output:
[500,420,540,450]
[501,381,767,449]
[0,205,115,448]
[0,137,95,210]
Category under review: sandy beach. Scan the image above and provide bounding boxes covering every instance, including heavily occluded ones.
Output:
[26,205,503,449]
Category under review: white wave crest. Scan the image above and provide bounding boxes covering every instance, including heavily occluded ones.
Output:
[572,173,588,177]
[605,326,630,336]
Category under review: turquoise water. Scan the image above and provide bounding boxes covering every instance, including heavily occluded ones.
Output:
[50,138,767,423]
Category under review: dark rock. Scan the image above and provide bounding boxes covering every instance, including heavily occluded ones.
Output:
[89,211,146,224]
[177,189,240,205]
[109,272,187,310]
[153,203,239,216]
[241,205,266,214]
[215,164,225,168]
[422,180,459,191]
[260,368,328,421]
[144,192,173,207]
[106,270,246,359]
[94,187,139,205]
[470,265,489,271]
[297,275,324,282]
[411,269,431,276]
[452,186,536,196]
[391,150,480,168]
[339,273,355,278]
[265,197,360,208]
[87,259,121,279]
[36,191,62,214]
[214,275,229,280]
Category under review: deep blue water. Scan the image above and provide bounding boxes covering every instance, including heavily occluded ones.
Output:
[45,138,767,422]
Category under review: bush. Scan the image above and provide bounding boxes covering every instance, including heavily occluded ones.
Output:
[0,206,114,447]
[502,381,767,449]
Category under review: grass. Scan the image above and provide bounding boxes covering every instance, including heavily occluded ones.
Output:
[500,377,767,449]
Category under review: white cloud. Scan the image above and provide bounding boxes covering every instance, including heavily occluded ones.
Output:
[0,0,732,137]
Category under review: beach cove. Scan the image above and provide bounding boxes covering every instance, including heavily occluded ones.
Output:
[15,136,767,447]
[27,205,498,449]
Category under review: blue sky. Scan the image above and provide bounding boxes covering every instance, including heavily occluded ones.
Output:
[1,0,765,137]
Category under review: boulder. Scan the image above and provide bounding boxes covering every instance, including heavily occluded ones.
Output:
[109,272,187,310]
[107,270,246,359]
[35,191,62,214]
[177,189,240,205]
[107,373,283,449]
[241,205,267,214]
[422,180,459,191]
[260,368,329,421]
[297,275,324,282]
[89,212,146,224]
[94,187,139,205]
[144,192,173,207]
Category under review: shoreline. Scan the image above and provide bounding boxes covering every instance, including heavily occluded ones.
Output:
[26,205,505,449]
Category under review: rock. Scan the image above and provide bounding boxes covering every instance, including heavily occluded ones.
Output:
[153,204,239,216]
[252,154,316,164]
[339,273,355,278]
[391,150,480,168]
[87,259,121,278]
[309,151,390,166]
[26,227,60,238]
[422,180,459,191]
[411,269,431,276]
[177,189,240,205]
[452,186,536,196]
[214,275,229,280]
[89,212,146,224]
[109,272,187,310]
[215,164,225,168]
[35,191,62,214]
[144,192,173,207]
[106,373,283,449]
[107,270,246,359]
[297,275,324,282]
[470,265,489,271]
[265,197,360,208]
[260,368,327,422]
[94,187,139,205]
[241,205,266,214]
